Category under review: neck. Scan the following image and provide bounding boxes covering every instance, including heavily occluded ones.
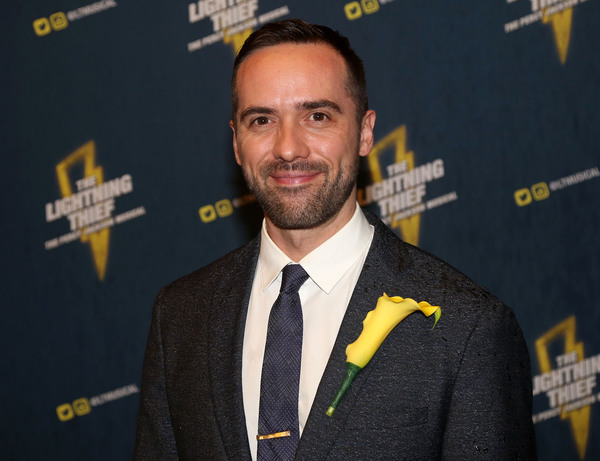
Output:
[265,199,357,262]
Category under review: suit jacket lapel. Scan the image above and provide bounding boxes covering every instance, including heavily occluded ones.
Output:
[296,217,412,459]
[208,238,260,460]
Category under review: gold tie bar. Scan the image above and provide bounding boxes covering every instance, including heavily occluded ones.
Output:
[256,430,291,441]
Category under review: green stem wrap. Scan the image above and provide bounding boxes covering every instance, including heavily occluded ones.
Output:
[326,362,362,417]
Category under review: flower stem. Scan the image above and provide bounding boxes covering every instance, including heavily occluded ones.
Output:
[326,362,362,417]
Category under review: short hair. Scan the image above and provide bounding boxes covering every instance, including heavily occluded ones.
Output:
[231,19,368,124]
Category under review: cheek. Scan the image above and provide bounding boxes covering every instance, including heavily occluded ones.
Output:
[305,131,340,153]
[237,138,272,173]
[307,132,357,167]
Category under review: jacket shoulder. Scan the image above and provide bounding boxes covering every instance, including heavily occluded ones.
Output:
[365,211,510,320]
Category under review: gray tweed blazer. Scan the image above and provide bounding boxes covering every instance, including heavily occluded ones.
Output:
[134,213,536,460]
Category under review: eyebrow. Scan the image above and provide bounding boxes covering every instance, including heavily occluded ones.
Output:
[238,99,343,123]
[239,106,275,123]
[298,99,342,114]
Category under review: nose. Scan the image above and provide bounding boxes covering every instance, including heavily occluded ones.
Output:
[272,120,309,161]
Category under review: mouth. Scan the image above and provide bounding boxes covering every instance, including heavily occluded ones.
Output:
[264,160,327,187]
[270,171,323,186]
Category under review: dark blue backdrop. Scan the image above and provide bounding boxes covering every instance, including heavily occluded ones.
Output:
[3,0,599,459]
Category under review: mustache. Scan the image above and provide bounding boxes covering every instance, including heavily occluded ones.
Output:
[260,159,328,176]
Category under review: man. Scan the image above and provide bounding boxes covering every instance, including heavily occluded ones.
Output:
[135,19,536,460]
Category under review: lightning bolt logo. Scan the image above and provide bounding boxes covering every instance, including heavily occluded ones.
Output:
[367,125,421,246]
[535,316,590,459]
[542,6,573,64]
[55,141,109,281]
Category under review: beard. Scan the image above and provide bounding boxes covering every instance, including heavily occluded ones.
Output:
[242,156,360,230]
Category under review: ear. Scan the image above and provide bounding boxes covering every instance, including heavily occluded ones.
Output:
[229,120,242,166]
[358,110,376,157]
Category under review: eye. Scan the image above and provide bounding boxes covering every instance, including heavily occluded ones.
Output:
[251,116,270,126]
[309,112,329,122]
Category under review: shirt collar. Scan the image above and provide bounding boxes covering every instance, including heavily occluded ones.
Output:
[257,203,374,294]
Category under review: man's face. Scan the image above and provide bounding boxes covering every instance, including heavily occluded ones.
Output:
[230,43,375,230]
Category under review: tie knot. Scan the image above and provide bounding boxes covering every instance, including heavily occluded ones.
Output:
[279,264,309,295]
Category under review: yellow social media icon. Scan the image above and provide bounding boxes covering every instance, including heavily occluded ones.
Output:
[215,199,233,218]
[56,403,75,421]
[531,182,550,201]
[362,0,380,14]
[345,2,363,20]
[33,18,52,36]
[50,12,68,31]
[514,188,532,207]
[73,398,91,416]
[199,205,217,223]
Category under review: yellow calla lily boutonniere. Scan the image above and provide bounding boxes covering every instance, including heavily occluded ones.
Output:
[326,293,441,416]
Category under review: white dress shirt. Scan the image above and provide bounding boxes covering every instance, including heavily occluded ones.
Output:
[242,203,374,460]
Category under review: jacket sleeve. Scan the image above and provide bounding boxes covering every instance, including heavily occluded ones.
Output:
[134,290,179,460]
[441,304,537,459]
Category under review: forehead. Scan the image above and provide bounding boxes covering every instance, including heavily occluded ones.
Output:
[235,43,350,109]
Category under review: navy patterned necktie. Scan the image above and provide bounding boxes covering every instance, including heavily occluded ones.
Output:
[257,264,309,461]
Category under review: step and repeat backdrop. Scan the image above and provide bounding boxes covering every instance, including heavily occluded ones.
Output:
[3,0,599,459]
